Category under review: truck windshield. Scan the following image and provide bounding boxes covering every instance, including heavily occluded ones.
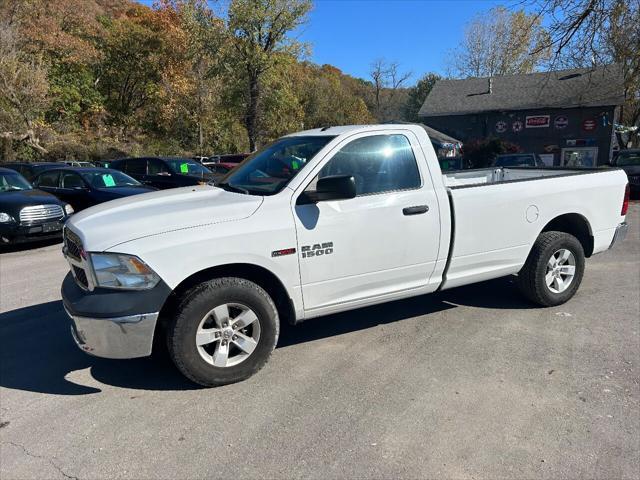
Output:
[219,136,335,195]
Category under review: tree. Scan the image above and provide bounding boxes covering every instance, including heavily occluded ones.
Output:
[0,22,49,156]
[369,58,411,121]
[226,0,312,151]
[526,0,640,142]
[449,6,550,78]
[402,72,441,122]
[98,8,167,135]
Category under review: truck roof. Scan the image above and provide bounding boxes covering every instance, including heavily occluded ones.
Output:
[286,124,423,137]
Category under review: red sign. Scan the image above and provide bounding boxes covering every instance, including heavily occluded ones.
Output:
[525,115,550,128]
[582,119,597,131]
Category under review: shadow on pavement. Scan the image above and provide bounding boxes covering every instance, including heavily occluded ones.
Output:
[0,237,62,254]
[0,277,532,394]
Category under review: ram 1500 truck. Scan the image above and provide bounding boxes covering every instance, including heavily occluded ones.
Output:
[61,124,630,386]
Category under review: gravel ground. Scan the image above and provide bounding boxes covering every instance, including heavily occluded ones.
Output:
[1,204,638,480]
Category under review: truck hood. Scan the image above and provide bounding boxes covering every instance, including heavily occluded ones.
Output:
[67,185,263,251]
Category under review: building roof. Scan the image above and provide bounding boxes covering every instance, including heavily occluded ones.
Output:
[419,65,624,117]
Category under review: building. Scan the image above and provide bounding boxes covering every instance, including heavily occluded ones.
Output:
[418,65,624,167]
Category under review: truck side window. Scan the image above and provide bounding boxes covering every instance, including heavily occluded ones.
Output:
[313,134,421,196]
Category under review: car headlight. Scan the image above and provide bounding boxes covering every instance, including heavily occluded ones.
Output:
[64,204,74,215]
[0,212,15,223]
[90,253,160,290]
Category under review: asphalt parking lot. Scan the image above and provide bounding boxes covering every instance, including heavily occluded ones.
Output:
[1,204,638,480]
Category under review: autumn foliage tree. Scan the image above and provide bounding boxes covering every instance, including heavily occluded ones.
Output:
[0,0,421,160]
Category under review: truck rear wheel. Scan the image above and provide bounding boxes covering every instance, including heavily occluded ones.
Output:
[517,231,585,307]
[167,277,279,386]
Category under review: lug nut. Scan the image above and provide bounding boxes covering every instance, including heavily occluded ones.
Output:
[232,335,237,340]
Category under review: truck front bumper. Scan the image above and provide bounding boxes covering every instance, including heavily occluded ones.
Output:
[609,222,629,250]
[61,272,171,359]
[66,309,159,359]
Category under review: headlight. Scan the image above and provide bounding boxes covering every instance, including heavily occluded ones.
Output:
[0,212,14,223]
[90,253,160,290]
[64,204,74,215]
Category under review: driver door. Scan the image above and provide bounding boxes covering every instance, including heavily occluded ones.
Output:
[293,131,441,314]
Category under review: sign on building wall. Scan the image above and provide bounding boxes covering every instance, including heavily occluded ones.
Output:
[495,121,507,133]
[512,120,523,132]
[554,115,569,129]
[525,115,550,128]
[582,119,597,131]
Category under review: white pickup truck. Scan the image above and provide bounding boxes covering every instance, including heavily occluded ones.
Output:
[61,124,630,386]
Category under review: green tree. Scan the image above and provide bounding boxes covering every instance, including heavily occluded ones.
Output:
[98,9,166,135]
[403,72,441,122]
[449,6,550,78]
[226,0,312,151]
[0,22,49,157]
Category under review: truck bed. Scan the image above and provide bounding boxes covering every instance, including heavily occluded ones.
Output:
[443,167,587,188]
[440,167,626,290]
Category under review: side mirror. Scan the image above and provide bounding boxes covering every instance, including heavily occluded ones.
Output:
[315,175,357,202]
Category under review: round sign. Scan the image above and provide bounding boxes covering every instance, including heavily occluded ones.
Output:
[582,119,597,131]
[512,120,523,132]
[495,121,507,133]
[554,115,569,129]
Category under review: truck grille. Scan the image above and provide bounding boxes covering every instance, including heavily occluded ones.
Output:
[19,204,64,223]
[64,229,83,261]
[64,228,91,290]
[72,265,89,289]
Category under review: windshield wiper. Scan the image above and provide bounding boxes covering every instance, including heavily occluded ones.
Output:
[217,182,249,195]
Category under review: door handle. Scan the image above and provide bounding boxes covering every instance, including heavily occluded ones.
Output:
[403,205,429,215]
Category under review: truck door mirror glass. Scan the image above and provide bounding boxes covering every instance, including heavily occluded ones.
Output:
[314,175,357,202]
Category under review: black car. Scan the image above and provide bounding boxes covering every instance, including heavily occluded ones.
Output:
[0,168,72,245]
[3,162,63,182]
[32,167,156,212]
[612,149,640,196]
[493,153,544,167]
[109,157,214,189]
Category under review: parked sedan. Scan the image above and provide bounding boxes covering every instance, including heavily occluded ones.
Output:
[109,157,214,189]
[32,167,156,212]
[612,149,640,196]
[0,168,73,245]
[2,162,63,182]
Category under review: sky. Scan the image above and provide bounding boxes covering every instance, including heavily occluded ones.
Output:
[138,0,507,85]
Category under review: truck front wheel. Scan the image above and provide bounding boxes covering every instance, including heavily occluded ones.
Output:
[167,277,279,386]
[517,231,585,307]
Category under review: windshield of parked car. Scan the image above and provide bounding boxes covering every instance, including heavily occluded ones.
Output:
[0,171,32,192]
[165,159,212,176]
[82,170,141,189]
[494,155,535,167]
[617,152,640,166]
[220,136,335,195]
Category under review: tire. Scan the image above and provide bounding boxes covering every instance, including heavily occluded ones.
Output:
[517,231,585,307]
[167,277,279,387]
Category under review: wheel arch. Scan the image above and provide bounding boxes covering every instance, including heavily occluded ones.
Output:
[154,263,297,352]
[539,213,594,257]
